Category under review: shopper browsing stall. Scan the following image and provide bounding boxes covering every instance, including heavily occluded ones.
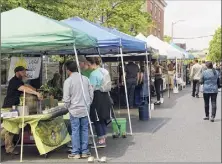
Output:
[1,66,42,155]
[125,60,140,108]
[63,61,93,159]
[87,57,112,148]
[152,61,163,105]
[79,56,93,78]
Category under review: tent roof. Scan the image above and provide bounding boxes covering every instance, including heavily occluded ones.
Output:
[62,17,120,47]
[170,43,194,59]
[135,33,147,42]
[61,17,147,55]
[1,7,97,54]
[90,21,147,53]
[147,35,184,59]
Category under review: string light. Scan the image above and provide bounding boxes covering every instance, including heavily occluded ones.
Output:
[173,35,213,40]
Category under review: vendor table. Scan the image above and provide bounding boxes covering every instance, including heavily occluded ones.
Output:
[2,112,71,155]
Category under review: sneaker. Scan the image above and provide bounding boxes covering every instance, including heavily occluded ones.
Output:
[196,94,199,98]
[81,153,91,158]
[91,142,106,148]
[203,117,209,120]
[68,154,80,159]
[210,117,215,122]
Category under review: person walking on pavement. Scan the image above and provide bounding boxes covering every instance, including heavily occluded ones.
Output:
[200,62,220,122]
[125,60,140,108]
[190,59,202,98]
[153,61,163,105]
[201,60,207,72]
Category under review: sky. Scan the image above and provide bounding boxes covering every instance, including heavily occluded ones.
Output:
[164,0,221,50]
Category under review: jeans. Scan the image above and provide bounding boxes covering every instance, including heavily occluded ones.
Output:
[154,78,163,101]
[192,80,200,96]
[203,93,218,118]
[126,78,137,108]
[94,121,107,139]
[70,115,89,155]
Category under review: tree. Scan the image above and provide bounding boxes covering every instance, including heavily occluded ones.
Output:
[208,27,221,62]
[1,0,153,35]
[1,0,153,85]
[163,35,172,43]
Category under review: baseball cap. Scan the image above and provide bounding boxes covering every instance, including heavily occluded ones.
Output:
[14,66,28,73]
[78,56,87,62]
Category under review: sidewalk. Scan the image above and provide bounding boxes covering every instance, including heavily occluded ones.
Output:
[1,87,221,163]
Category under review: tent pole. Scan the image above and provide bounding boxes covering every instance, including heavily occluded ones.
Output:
[97,47,104,68]
[73,44,100,160]
[176,57,179,92]
[20,90,26,162]
[119,46,133,135]
[45,56,48,81]
[0,52,1,108]
[145,44,151,118]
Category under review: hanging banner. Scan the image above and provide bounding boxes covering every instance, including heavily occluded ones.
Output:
[8,57,41,81]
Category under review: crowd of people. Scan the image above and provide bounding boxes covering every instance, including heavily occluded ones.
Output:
[1,56,221,159]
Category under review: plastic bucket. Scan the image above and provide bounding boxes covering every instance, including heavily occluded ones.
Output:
[138,103,149,121]
[112,118,127,135]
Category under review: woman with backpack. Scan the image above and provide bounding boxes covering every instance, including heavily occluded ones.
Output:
[86,57,112,148]
[200,61,220,122]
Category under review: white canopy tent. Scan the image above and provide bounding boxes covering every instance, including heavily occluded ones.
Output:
[135,33,147,42]
[146,35,184,59]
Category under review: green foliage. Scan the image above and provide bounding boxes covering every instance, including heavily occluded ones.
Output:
[1,0,153,35]
[208,27,221,62]
[163,35,172,43]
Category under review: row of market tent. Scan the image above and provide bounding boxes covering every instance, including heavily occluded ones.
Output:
[2,7,193,59]
[1,7,194,162]
[1,7,194,136]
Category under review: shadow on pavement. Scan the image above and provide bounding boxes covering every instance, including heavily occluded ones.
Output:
[154,88,190,110]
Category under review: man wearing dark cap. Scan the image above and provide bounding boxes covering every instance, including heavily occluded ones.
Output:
[1,66,42,155]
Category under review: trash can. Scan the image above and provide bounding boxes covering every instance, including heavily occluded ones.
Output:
[112,118,127,137]
[138,101,149,121]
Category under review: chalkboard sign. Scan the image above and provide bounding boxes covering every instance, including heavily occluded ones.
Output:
[8,57,41,81]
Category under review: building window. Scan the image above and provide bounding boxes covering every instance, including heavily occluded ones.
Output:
[154,6,157,19]
[150,2,153,13]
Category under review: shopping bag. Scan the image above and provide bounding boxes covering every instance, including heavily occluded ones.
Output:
[200,84,203,93]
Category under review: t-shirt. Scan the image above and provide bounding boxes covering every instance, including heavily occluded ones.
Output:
[89,68,103,91]
[125,62,139,80]
[82,69,93,78]
[2,76,24,108]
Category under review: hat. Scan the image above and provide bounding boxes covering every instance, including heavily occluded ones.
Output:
[78,56,87,62]
[14,66,28,73]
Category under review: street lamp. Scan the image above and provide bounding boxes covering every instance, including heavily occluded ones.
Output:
[171,20,185,43]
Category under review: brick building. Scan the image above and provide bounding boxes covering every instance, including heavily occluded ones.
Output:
[145,0,167,40]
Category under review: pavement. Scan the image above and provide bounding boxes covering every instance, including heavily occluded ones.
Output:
[1,87,221,163]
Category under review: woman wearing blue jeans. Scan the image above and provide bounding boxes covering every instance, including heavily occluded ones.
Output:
[200,62,220,122]
[87,57,112,148]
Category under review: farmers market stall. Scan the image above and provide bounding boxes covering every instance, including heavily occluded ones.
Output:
[1,7,97,160]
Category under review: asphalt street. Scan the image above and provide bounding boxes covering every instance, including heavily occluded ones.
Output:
[1,87,221,163]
